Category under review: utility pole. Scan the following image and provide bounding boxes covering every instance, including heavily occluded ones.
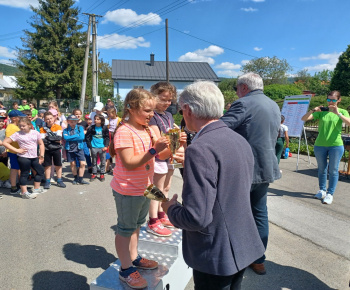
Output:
[166,19,169,83]
[79,16,91,113]
[81,13,102,111]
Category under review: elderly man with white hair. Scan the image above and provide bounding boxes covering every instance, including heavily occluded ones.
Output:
[221,72,281,275]
[162,81,264,290]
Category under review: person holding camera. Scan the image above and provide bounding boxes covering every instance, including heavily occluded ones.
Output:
[301,90,350,204]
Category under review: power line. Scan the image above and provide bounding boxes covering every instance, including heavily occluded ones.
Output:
[99,0,189,41]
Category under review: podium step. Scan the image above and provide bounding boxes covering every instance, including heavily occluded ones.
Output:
[90,226,192,290]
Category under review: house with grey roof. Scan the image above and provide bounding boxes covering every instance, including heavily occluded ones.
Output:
[0,72,17,102]
[112,54,220,100]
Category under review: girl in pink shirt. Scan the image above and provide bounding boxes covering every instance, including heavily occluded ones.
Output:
[109,89,170,289]
[3,117,45,199]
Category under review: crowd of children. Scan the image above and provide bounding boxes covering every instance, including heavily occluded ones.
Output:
[0,100,121,199]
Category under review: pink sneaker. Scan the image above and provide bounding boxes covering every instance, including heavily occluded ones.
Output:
[146,220,172,237]
[159,214,175,228]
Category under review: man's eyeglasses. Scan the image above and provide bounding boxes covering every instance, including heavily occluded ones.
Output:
[326,98,337,103]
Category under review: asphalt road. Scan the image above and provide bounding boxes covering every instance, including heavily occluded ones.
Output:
[0,155,349,290]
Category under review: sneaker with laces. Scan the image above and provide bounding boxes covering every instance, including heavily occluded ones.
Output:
[132,254,158,269]
[119,267,147,289]
[90,174,97,182]
[44,181,51,189]
[314,190,326,200]
[100,174,105,182]
[21,192,37,199]
[56,180,66,188]
[159,214,175,228]
[146,220,172,237]
[322,194,333,205]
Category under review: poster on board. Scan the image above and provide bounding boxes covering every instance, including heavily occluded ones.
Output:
[281,95,312,137]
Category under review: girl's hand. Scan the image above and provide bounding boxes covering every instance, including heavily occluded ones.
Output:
[154,136,169,153]
[173,152,185,164]
[179,132,187,145]
[313,106,322,112]
[102,147,108,152]
[17,148,27,154]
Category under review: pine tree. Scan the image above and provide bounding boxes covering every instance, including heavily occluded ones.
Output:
[330,45,350,96]
[15,0,85,100]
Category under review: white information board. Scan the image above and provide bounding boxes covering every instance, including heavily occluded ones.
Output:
[281,95,312,137]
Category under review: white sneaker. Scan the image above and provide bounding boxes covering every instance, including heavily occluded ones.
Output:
[322,194,333,205]
[32,188,47,195]
[21,192,38,199]
[50,178,56,184]
[314,190,326,200]
[3,180,11,189]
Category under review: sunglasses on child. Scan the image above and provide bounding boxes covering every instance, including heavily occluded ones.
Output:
[327,98,337,103]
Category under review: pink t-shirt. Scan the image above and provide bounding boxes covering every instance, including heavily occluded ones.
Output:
[110,125,155,196]
[10,130,41,158]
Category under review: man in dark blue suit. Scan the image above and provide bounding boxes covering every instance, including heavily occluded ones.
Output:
[162,81,264,290]
[221,72,281,275]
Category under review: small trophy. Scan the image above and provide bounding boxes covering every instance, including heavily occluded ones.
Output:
[163,128,183,169]
[144,184,169,202]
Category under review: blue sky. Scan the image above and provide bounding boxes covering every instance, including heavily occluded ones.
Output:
[0,0,349,78]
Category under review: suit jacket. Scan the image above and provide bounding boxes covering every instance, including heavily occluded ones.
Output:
[167,120,264,276]
[221,90,281,184]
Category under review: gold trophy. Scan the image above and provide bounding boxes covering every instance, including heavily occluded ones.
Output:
[144,184,169,202]
[163,127,183,169]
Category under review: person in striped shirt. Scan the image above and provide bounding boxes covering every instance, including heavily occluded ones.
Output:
[109,89,170,289]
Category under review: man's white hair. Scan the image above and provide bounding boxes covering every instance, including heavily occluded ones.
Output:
[237,72,264,91]
[179,81,224,119]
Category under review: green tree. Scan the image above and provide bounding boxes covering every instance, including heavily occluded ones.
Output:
[330,46,350,95]
[241,56,292,85]
[264,84,302,100]
[15,0,85,100]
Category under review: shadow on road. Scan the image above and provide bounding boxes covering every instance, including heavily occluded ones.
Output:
[63,243,116,270]
[32,270,89,290]
[242,261,336,290]
[268,187,314,199]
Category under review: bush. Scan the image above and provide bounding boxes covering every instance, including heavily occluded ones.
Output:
[264,84,303,100]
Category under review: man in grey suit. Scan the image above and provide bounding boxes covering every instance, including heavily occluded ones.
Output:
[162,81,264,290]
[221,72,281,275]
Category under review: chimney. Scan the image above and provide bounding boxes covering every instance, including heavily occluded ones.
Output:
[0,72,3,79]
[150,53,155,66]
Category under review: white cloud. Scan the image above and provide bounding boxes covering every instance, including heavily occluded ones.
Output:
[241,7,258,12]
[178,45,224,64]
[0,59,14,65]
[97,34,150,50]
[299,52,341,62]
[254,47,262,51]
[0,46,16,58]
[215,62,241,70]
[217,70,241,78]
[179,52,215,64]
[0,0,38,9]
[241,59,250,65]
[103,9,161,27]
[300,52,342,72]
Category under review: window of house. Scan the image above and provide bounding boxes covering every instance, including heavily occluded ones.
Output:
[133,85,144,89]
